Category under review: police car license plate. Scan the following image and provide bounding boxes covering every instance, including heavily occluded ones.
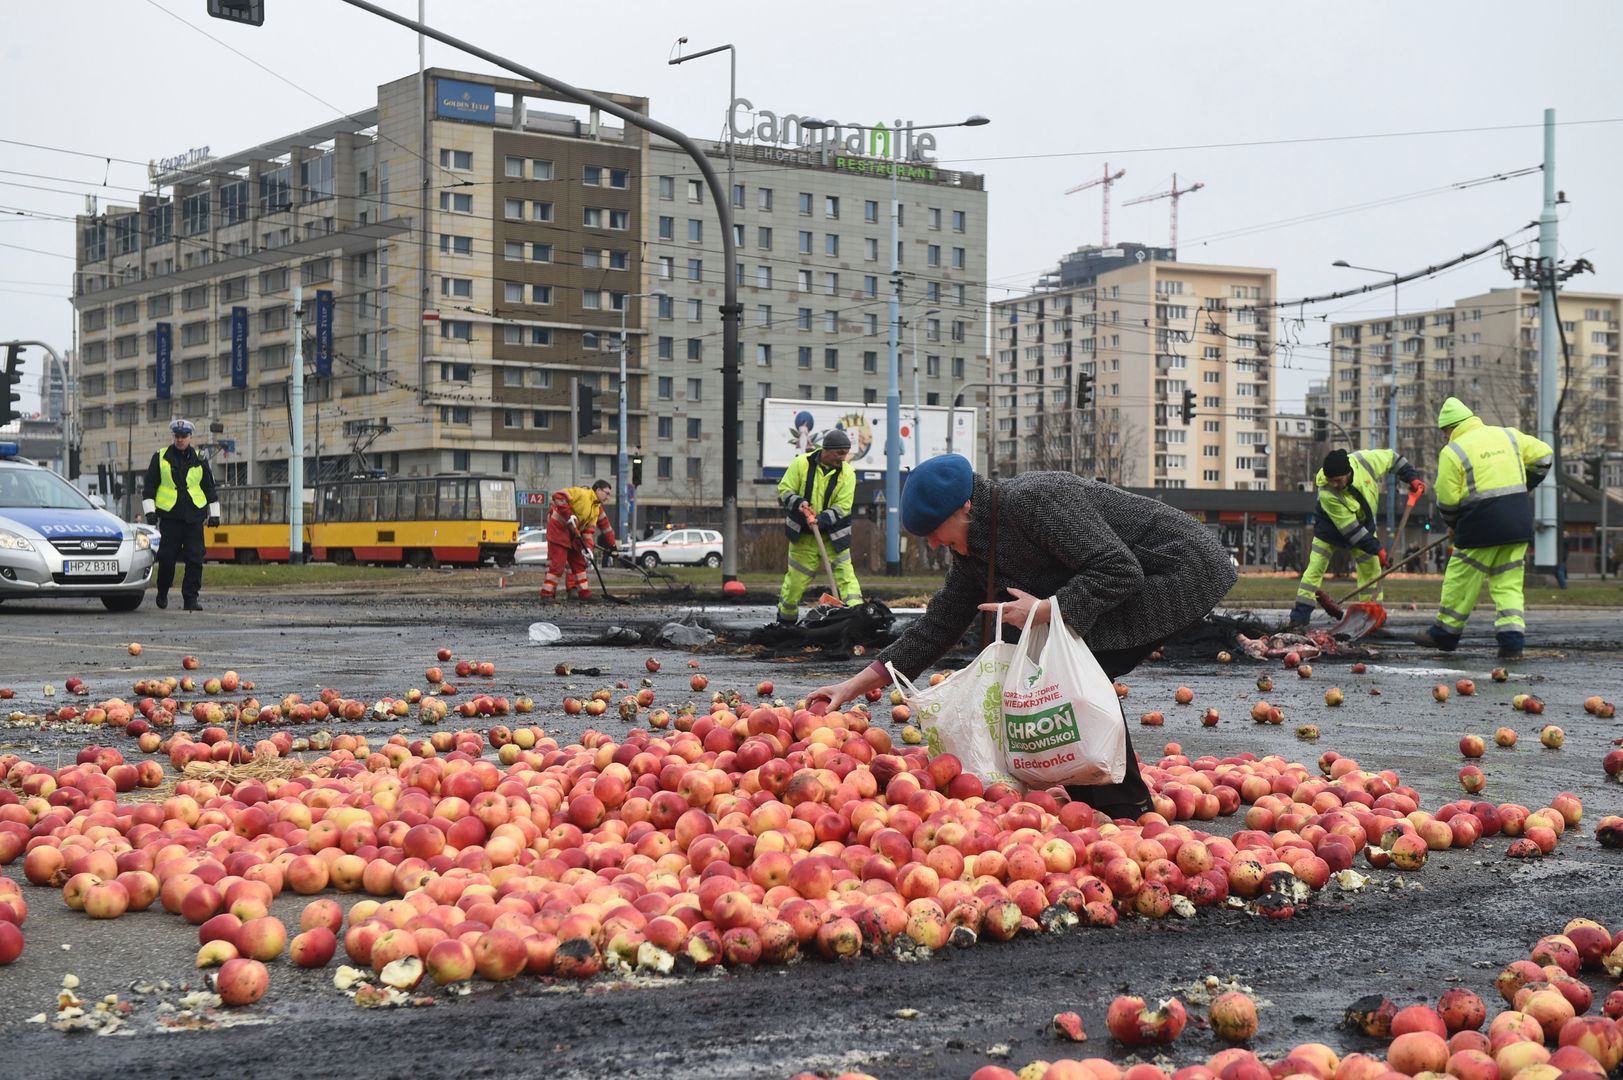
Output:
[64,560,119,575]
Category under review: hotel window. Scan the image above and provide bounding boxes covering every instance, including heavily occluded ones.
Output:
[439,149,473,170]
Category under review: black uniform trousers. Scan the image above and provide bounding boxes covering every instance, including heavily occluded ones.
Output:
[156,515,206,603]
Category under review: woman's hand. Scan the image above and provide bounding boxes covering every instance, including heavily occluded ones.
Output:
[978,587,1051,630]
[809,664,888,712]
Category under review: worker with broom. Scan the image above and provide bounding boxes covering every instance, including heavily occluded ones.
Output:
[541,480,618,601]
[1412,397,1552,660]
[776,427,862,624]
[1287,447,1425,630]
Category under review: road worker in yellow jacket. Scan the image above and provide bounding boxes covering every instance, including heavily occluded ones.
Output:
[1288,447,1424,629]
[776,427,861,623]
[1413,397,1552,659]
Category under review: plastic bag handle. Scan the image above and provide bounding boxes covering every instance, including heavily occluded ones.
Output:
[888,602,1003,700]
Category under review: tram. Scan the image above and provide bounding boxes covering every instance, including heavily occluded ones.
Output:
[208,474,519,566]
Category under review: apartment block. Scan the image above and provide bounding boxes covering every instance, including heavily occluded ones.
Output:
[992,245,1278,490]
[1327,288,1621,476]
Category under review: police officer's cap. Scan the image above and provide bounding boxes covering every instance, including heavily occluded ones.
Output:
[170,419,195,436]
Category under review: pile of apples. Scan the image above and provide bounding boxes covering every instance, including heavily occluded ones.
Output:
[966,920,1623,1080]
[0,675,1598,1016]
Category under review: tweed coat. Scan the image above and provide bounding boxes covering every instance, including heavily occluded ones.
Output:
[878,471,1237,681]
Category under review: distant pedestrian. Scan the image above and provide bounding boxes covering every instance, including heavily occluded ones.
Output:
[141,418,219,611]
[1412,397,1552,659]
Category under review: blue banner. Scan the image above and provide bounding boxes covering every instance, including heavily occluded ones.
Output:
[154,322,172,401]
[436,78,495,124]
[314,289,334,378]
[230,306,248,389]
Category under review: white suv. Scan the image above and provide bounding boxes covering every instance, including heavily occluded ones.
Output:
[628,529,724,569]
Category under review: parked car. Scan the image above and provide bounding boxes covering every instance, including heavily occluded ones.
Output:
[514,528,549,565]
[0,442,155,611]
[625,528,724,569]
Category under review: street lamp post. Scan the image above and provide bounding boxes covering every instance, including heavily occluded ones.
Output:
[911,307,940,470]
[802,114,987,574]
[668,40,736,213]
[1333,259,1401,543]
[619,289,667,544]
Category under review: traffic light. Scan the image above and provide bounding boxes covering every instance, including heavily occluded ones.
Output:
[576,384,599,437]
[1076,372,1094,410]
[1584,454,1602,489]
[631,454,644,486]
[206,0,264,25]
[1311,407,1329,442]
[1179,388,1196,425]
[3,344,23,428]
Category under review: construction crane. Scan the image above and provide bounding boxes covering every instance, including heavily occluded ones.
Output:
[1064,163,1126,247]
[1123,173,1205,252]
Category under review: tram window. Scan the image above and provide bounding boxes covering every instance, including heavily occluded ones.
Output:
[479,479,516,520]
[415,481,437,519]
[437,479,466,519]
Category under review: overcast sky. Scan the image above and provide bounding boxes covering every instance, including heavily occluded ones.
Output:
[4,0,1619,417]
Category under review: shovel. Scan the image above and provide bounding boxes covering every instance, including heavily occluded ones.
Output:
[804,514,845,608]
[1320,535,1451,639]
[571,522,630,606]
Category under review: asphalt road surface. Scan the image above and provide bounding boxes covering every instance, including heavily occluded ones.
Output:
[1,580,1620,1080]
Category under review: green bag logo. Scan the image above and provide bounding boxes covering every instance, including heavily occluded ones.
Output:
[1006,701,1079,755]
[981,680,1004,747]
[1024,664,1044,689]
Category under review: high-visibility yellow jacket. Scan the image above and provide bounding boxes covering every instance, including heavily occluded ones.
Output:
[548,487,616,548]
[1435,416,1553,547]
[777,449,855,552]
[1311,448,1420,554]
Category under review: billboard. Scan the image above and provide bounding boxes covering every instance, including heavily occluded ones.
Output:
[760,398,976,476]
[436,79,495,124]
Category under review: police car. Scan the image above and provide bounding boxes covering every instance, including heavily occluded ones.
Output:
[0,442,155,611]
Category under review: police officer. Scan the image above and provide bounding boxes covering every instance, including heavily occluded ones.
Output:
[776,427,861,623]
[1413,397,1552,659]
[141,418,220,611]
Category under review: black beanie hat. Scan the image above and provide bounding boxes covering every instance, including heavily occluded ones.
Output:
[1322,449,1353,478]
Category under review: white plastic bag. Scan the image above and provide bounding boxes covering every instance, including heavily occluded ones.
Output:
[1000,598,1127,787]
[887,605,1016,786]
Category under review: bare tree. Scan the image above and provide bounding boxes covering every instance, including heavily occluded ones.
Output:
[1074,407,1143,486]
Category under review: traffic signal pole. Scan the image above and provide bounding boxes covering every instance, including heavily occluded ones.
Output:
[570,376,581,487]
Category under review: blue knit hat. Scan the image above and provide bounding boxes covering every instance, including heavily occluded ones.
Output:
[902,453,974,535]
